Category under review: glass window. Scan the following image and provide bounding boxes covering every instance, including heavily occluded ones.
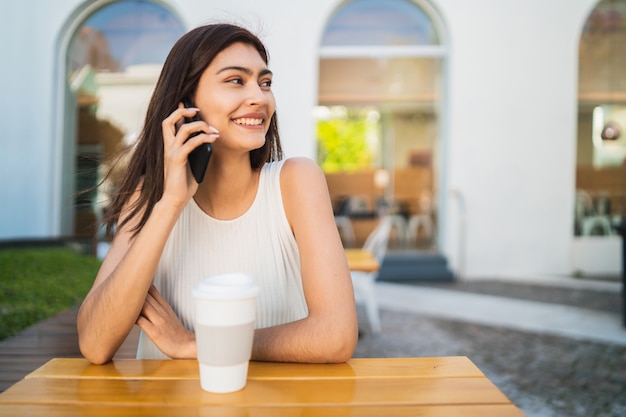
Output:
[66,1,185,237]
[318,0,443,252]
[68,0,184,72]
[322,0,439,46]
[319,56,440,105]
[576,0,626,237]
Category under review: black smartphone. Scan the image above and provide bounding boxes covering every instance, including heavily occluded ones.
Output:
[182,97,212,183]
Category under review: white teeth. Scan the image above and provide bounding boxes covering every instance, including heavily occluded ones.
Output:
[234,118,263,126]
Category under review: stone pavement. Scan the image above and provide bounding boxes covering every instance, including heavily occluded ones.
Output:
[354,278,626,417]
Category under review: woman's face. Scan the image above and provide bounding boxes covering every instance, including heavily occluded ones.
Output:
[193,42,275,155]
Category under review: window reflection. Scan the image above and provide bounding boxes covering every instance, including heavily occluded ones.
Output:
[576,0,626,237]
[318,0,442,251]
[67,0,185,238]
[322,0,438,46]
[68,0,183,72]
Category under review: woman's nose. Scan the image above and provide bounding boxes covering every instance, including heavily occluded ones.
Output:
[246,84,269,106]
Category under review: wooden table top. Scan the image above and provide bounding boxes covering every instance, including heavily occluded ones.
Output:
[345,248,380,272]
[0,357,525,416]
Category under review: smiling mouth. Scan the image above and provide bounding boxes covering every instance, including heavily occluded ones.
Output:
[233,118,263,126]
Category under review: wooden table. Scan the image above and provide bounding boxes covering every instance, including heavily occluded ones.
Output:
[345,248,380,272]
[0,357,526,416]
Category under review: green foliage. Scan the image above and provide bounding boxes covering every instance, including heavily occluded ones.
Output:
[0,247,101,340]
[316,108,375,172]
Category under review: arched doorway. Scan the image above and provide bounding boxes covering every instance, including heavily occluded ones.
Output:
[59,0,185,239]
[317,0,447,260]
[575,0,626,276]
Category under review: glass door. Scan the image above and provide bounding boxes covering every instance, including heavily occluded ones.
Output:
[317,0,445,251]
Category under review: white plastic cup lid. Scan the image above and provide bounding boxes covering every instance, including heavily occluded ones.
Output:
[192,273,259,300]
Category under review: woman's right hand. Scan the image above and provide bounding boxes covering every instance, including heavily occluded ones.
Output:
[160,105,219,208]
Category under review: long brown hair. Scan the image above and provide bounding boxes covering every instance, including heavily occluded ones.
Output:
[104,24,282,239]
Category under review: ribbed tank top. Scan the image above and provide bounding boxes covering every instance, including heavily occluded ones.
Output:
[136,160,308,359]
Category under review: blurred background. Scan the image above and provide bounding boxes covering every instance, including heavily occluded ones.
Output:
[1,3,625,416]
[0,0,624,282]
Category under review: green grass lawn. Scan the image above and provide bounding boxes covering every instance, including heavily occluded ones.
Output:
[0,247,101,341]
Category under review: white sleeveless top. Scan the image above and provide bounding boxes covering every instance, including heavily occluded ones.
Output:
[137,160,308,359]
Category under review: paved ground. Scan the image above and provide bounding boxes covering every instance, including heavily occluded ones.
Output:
[1,276,624,417]
[354,279,626,417]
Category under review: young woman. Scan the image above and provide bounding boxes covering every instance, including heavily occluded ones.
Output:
[77,23,358,364]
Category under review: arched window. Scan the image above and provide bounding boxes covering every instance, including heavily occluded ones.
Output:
[317,0,445,253]
[321,0,439,46]
[68,0,184,73]
[576,0,626,238]
[66,0,185,238]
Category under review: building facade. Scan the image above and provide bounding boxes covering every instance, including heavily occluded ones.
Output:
[1,0,622,280]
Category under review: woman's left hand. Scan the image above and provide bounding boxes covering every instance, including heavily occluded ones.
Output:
[136,285,197,359]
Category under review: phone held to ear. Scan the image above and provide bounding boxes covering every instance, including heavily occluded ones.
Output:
[182,97,212,183]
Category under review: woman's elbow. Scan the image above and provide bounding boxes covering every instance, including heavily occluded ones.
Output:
[328,342,357,364]
[322,321,358,363]
[78,335,115,365]
[77,318,116,365]
[76,305,117,365]
[83,353,112,366]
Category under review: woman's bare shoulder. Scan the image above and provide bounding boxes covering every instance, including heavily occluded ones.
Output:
[280,157,324,185]
[279,158,331,222]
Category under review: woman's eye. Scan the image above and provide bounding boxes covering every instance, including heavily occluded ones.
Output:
[228,78,244,85]
[260,80,272,88]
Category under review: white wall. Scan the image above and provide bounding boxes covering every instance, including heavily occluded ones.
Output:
[437,0,600,278]
[0,1,78,238]
[0,0,616,279]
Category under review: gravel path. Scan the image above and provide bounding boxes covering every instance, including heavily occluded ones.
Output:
[353,280,626,417]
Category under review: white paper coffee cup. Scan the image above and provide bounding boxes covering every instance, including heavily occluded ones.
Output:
[192,273,259,393]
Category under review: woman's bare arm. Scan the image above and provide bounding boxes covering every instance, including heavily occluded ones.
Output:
[251,158,358,363]
[77,107,215,364]
[77,193,186,364]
